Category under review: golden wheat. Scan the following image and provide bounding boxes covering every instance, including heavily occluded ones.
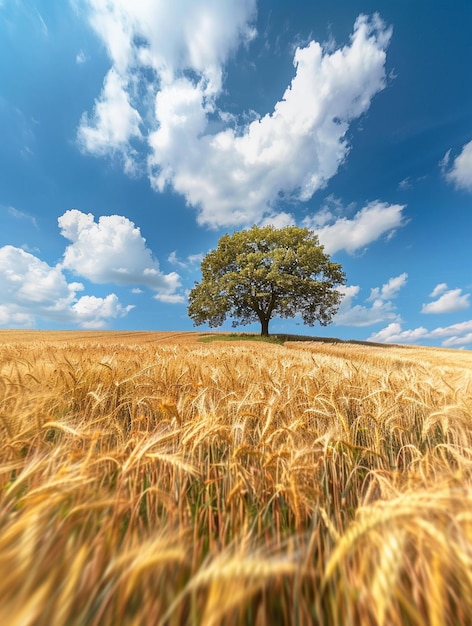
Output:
[0,332,471,625]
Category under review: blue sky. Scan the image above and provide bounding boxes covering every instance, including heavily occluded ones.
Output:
[1,0,472,348]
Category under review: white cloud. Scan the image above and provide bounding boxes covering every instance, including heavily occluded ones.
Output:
[76,49,88,64]
[154,293,186,304]
[77,5,392,229]
[71,294,132,329]
[369,320,472,348]
[77,0,257,178]
[334,273,407,327]
[148,14,392,227]
[367,284,472,346]
[0,245,132,328]
[305,201,405,254]
[429,282,448,298]
[258,212,295,229]
[58,209,182,298]
[168,250,205,269]
[441,334,472,348]
[428,320,472,339]
[77,69,143,174]
[421,288,470,314]
[81,0,256,84]
[309,207,334,228]
[0,245,75,305]
[368,272,408,302]
[0,208,184,329]
[187,252,204,265]
[0,305,34,328]
[368,323,428,344]
[443,140,472,192]
[167,251,187,269]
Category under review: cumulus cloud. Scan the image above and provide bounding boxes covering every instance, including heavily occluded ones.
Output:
[304,201,405,254]
[368,323,428,344]
[71,294,132,329]
[0,209,184,329]
[1,245,77,305]
[81,0,256,84]
[334,273,407,326]
[77,0,256,177]
[369,285,472,347]
[442,140,472,192]
[0,306,34,328]
[369,320,472,348]
[77,3,392,228]
[0,245,132,328]
[77,69,143,174]
[421,287,470,314]
[149,14,391,227]
[58,209,181,298]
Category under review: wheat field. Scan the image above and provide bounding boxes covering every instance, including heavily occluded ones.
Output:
[1,330,472,625]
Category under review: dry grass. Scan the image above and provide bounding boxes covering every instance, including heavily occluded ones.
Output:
[1,331,472,625]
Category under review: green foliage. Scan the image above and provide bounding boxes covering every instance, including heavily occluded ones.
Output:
[188,225,346,336]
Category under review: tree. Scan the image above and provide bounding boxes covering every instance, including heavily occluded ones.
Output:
[188,225,346,337]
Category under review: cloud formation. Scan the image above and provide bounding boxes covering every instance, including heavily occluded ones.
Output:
[368,323,428,344]
[369,282,472,347]
[429,283,448,298]
[334,273,407,326]
[0,209,184,328]
[77,69,142,174]
[0,245,132,328]
[421,284,470,314]
[78,0,256,182]
[71,294,131,329]
[369,272,408,302]
[442,140,472,192]
[304,201,405,254]
[369,320,472,348]
[59,209,181,298]
[77,3,392,228]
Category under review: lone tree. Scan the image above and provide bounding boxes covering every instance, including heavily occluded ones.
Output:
[188,225,346,337]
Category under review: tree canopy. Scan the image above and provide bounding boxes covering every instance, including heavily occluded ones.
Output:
[188,225,346,336]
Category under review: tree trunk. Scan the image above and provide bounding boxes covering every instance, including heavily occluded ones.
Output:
[260,317,270,336]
